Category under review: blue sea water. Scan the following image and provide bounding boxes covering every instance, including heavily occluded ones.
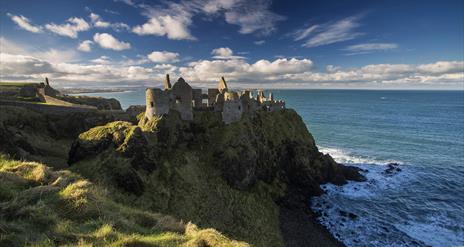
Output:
[76,89,464,247]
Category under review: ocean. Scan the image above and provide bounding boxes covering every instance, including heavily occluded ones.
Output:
[75,89,464,247]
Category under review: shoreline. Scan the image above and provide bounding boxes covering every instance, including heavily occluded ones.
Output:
[280,203,344,247]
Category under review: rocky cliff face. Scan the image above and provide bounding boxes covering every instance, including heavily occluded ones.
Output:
[68,109,365,246]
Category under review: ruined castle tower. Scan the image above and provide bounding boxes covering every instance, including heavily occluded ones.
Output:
[222,91,243,124]
[163,74,171,90]
[218,76,228,93]
[144,75,285,124]
[192,89,202,108]
[171,77,193,120]
[145,88,170,121]
[38,77,59,97]
[208,88,219,107]
[257,90,266,104]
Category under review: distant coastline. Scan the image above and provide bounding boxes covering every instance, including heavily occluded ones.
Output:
[59,87,137,95]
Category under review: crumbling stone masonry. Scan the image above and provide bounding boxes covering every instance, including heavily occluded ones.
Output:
[144,75,286,124]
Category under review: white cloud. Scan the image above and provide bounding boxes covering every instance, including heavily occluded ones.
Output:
[7,13,42,33]
[32,48,79,64]
[254,40,265,45]
[179,58,314,82]
[147,51,180,63]
[77,40,93,52]
[417,61,464,74]
[222,1,285,35]
[0,37,78,64]
[90,13,130,31]
[114,0,137,7]
[91,56,111,64]
[93,33,131,50]
[132,1,195,40]
[1,37,462,89]
[211,47,245,59]
[293,25,318,41]
[345,43,398,52]
[132,0,284,40]
[45,17,90,38]
[294,15,363,48]
[211,47,233,57]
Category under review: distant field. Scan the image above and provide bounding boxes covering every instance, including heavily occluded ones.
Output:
[0,82,38,87]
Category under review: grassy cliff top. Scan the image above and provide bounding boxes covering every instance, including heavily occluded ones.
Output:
[0,154,249,247]
[0,82,39,87]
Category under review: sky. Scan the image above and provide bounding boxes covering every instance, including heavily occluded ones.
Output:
[1,0,463,89]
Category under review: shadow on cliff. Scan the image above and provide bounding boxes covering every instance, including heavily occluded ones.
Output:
[67,109,365,247]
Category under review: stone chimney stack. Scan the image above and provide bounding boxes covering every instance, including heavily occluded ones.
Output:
[218,76,228,93]
[45,77,50,86]
[163,74,172,90]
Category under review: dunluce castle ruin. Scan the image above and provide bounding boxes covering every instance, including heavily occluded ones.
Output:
[145,75,286,124]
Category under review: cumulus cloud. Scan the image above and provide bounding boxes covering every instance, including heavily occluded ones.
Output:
[91,56,111,64]
[90,13,130,31]
[93,33,131,50]
[0,37,78,64]
[45,17,90,38]
[211,47,245,59]
[417,61,464,74]
[147,51,180,63]
[294,15,363,48]
[212,47,233,57]
[77,40,93,52]
[179,58,314,82]
[0,38,462,88]
[132,2,195,40]
[7,13,42,33]
[132,0,284,40]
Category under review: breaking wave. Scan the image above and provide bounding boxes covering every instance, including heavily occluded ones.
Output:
[312,146,464,247]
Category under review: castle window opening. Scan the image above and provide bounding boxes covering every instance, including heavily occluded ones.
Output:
[150,102,154,107]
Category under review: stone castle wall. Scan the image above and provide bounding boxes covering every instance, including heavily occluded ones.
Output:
[144,75,286,124]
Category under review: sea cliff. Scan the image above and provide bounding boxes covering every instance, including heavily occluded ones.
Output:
[0,104,364,246]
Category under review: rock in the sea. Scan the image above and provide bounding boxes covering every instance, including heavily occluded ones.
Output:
[383,162,402,175]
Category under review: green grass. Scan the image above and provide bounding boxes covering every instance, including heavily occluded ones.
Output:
[0,82,38,87]
[0,154,249,246]
[68,111,311,246]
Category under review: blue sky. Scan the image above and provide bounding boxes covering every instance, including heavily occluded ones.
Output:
[1,0,463,89]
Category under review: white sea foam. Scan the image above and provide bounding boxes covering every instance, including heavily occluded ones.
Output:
[394,214,464,247]
[311,146,442,247]
[319,146,403,165]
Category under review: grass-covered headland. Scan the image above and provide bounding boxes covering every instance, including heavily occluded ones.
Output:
[0,104,364,246]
